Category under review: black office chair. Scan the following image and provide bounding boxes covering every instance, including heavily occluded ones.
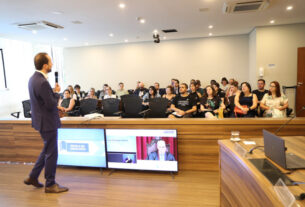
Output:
[22,100,31,118]
[144,98,168,118]
[121,95,143,118]
[79,98,99,116]
[101,98,120,116]
[286,108,293,117]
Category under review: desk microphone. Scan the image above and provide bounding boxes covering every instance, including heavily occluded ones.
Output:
[274,106,305,135]
[55,71,58,83]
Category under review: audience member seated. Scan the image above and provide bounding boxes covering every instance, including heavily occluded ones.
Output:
[99,84,108,99]
[190,82,202,101]
[172,79,180,95]
[228,78,235,85]
[135,81,141,91]
[58,89,76,113]
[221,77,229,94]
[260,81,289,118]
[154,82,164,97]
[67,85,77,100]
[143,86,157,105]
[252,79,269,116]
[103,86,117,99]
[212,82,225,102]
[134,82,149,98]
[86,88,98,99]
[195,80,204,96]
[116,82,128,99]
[162,85,176,105]
[234,82,258,117]
[210,79,217,86]
[168,83,196,118]
[147,140,175,161]
[226,81,239,117]
[74,84,85,102]
[200,85,225,118]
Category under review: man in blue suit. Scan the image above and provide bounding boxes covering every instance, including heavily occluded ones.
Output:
[24,53,68,193]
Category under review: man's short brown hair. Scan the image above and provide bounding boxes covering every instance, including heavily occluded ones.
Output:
[34,53,49,70]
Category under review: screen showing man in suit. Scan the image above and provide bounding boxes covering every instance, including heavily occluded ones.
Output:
[24,53,68,193]
[106,129,178,172]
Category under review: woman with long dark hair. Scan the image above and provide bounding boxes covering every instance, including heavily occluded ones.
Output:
[260,81,288,117]
[234,82,258,117]
[200,85,225,118]
[143,86,157,105]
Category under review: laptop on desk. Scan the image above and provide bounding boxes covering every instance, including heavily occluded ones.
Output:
[263,130,305,170]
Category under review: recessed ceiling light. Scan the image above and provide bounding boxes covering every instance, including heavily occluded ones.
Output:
[163,36,167,40]
[119,3,126,9]
[208,25,213,29]
[63,38,68,41]
[209,33,213,36]
[153,29,158,34]
[109,33,114,37]
[270,20,275,24]
[286,5,293,10]
[32,30,37,34]
[124,39,129,43]
[84,42,89,46]
[137,17,146,24]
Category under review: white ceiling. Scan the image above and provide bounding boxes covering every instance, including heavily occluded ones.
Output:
[0,0,304,48]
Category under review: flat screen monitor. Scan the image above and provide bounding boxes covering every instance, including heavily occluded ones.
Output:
[106,129,178,172]
[57,128,107,168]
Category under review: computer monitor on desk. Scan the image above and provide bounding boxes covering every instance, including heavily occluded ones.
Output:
[263,129,305,170]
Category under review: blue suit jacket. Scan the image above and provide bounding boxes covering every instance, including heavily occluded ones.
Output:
[28,71,61,132]
[147,151,176,161]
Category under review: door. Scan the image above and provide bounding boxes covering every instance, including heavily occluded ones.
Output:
[296,47,305,117]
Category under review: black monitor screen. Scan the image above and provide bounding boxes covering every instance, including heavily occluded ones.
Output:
[57,128,107,168]
[106,129,178,172]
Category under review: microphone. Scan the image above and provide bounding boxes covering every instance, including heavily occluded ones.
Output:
[274,106,305,135]
[55,72,58,83]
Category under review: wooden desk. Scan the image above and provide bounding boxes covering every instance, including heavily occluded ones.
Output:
[219,137,305,207]
[1,117,305,171]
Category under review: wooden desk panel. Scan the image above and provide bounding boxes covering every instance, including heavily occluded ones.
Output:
[219,138,305,207]
[1,118,305,171]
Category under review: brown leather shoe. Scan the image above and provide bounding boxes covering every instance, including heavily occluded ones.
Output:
[24,177,44,188]
[45,183,69,193]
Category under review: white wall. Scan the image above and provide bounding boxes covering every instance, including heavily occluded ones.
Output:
[0,38,63,118]
[63,35,249,91]
[254,23,305,111]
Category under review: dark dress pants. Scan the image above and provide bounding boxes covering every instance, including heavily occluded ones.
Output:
[29,130,58,187]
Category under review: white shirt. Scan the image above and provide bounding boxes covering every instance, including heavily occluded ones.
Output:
[37,70,48,80]
[103,94,117,99]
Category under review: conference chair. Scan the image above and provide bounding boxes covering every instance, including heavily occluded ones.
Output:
[121,95,143,118]
[101,98,120,116]
[22,100,31,118]
[144,98,168,118]
[79,98,99,116]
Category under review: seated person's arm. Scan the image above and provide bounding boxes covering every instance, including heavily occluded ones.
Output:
[65,99,75,112]
[57,99,64,111]
[185,105,197,115]
[170,104,184,114]
[260,94,269,110]
[249,94,258,110]
[278,97,289,111]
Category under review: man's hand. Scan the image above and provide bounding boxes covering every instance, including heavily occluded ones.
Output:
[54,83,61,93]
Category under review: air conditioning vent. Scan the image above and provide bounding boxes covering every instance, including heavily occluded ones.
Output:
[162,29,178,33]
[223,0,269,13]
[18,21,64,31]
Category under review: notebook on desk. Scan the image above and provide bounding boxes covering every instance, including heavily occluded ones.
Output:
[263,130,305,170]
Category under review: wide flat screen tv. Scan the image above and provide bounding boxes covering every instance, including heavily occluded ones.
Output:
[106,129,178,172]
[57,128,107,168]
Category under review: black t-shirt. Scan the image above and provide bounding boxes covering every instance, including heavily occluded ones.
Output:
[252,89,268,101]
[172,94,196,111]
[200,96,221,111]
[217,89,225,98]
[189,92,200,104]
